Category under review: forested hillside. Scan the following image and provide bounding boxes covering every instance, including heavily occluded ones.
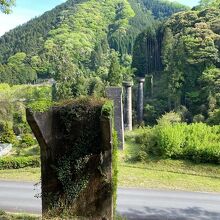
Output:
[0,0,187,99]
[132,1,220,124]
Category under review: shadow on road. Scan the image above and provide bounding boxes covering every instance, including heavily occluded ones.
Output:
[118,206,220,220]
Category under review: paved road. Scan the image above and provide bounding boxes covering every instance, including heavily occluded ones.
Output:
[1,181,220,220]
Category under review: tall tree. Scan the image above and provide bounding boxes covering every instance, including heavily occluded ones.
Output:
[107,51,122,86]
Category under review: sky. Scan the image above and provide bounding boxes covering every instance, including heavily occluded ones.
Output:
[0,0,200,37]
[0,0,66,36]
[172,0,200,7]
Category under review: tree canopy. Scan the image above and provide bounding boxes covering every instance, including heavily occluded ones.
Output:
[0,0,187,99]
[0,0,15,14]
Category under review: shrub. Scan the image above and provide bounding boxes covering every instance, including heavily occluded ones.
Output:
[125,127,157,162]
[155,123,186,158]
[0,156,40,169]
[0,123,17,144]
[157,111,182,125]
[126,123,220,164]
[27,100,53,112]
[193,114,205,123]
[207,109,220,125]
[21,133,36,147]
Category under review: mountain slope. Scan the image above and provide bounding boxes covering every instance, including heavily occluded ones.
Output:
[0,0,80,63]
[133,5,220,124]
[0,0,188,99]
[0,0,187,63]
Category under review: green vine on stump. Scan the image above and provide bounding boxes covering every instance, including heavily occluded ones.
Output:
[101,100,118,217]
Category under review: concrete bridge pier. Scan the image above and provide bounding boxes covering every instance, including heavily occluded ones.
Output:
[123,81,133,131]
[137,77,145,125]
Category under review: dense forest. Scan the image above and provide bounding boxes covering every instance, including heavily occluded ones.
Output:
[132,0,220,125]
[0,0,219,125]
[0,0,187,98]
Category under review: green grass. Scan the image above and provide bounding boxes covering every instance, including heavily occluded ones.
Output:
[0,210,40,220]
[118,159,220,192]
[121,129,220,192]
[1,150,220,192]
[0,167,40,182]
[0,159,220,193]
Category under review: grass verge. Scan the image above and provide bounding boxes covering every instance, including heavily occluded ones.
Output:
[0,210,39,220]
[118,159,220,192]
[1,155,220,192]
[0,167,40,182]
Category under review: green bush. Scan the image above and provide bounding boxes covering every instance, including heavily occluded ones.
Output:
[126,123,220,164]
[0,156,40,169]
[125,127,157,162]
[193,114,205,123]
[27,100,53,112]
[0,123,17,144]
[156,123,186,158]
[21,133,36,147]
[157,111,182,125]
[207,109,220,125]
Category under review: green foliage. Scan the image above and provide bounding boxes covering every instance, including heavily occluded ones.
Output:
[132,27,163,77]
[0,52,37,84]
[107,51,123,86]
[207,109,220,125]
[126,123,220,164]
[101,100,114,118]
[157,111,182,125]
[0,0,15,14]
[20,133,36,147]
[0,83,52,137]
[27,100,53,112]
[193,114,205,123]
[0,123,16,144]
[0,0,187,99]
[0,156,40,169]
[149,6,220,121]
[0,83,52,101]
[0,211,39,220]
[141,0,189,19]
[199,0,220,9]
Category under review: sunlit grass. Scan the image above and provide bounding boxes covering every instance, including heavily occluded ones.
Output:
[0,167,40,182]
[118,157,220,192]
[1,151,220,193]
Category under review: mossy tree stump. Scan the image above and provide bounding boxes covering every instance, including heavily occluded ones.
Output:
[26,98,117,220]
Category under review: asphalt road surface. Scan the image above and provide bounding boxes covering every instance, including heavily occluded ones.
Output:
[0,181,220,220]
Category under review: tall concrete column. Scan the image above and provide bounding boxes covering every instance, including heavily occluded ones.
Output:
[137,77,145,125]
[106,87,124,150]
[123,81,133,131]
[26,100,114,219]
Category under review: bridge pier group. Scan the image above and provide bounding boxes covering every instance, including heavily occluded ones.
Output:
[106,77,146,150]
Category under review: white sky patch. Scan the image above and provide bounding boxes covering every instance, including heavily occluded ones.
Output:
[0,0,67,36]
[0,11,35,36]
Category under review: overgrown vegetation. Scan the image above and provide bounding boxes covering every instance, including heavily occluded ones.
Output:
[0,84,51,167]
[36,98,118,218]
[132,2,220,124]
[102,101,118,215]
[0,0,187,100]
[125,119,220,164]
[0,156,40,170]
